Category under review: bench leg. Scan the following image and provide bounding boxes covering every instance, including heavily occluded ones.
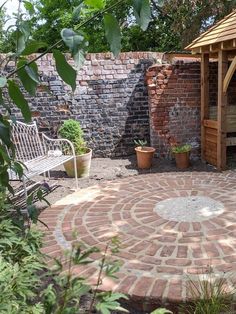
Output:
[74,156,78,189]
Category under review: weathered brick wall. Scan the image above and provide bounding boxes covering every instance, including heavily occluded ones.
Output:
[146,61,201,159]
[8,52,163,157]
[146,60,236,160]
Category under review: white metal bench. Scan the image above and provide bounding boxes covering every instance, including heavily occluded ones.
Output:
[10,121,78,198]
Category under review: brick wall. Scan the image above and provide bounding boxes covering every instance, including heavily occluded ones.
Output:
[146,60,236,160]
[146,61,201,159]
[7,52,163,157]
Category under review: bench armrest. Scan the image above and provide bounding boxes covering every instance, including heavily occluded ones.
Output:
[42,133,76,157]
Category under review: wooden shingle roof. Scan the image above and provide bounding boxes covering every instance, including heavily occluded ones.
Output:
[186,10,236,52]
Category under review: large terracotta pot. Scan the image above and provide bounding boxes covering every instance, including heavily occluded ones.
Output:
[64,148,92,178]
[174,152,190,169]
[135,146,156,169]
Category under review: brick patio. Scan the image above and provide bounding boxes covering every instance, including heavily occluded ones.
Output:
[40,171,236,311]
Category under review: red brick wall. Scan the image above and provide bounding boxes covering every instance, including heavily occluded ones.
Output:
[146,61,201,159]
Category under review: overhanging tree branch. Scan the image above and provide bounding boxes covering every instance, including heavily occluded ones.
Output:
[6,0,126,79]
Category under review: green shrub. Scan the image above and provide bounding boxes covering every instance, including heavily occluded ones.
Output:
[58,119,87,155]
[0,201,46,314]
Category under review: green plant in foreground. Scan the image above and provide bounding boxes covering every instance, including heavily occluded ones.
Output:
[0,202,45,314]
[41,235,128,314]
[134,139,148,149]
[182,270,236,314]
[171,144,191,154]
[58,119,87,155]
[0,201,128,314]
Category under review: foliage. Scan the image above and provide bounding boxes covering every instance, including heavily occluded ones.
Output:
[162,0,236,49]
[40,236,128,314]
[0,190,128,314]
[3,0,236,54]
[171,144,191,154]
[151,309,172,314]
[134,139,147,149]
[182,270,236,314]
[0,196,45,314]
[58,119,87,155]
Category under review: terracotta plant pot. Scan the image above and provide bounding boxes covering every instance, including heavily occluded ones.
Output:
[135,146,156,169]
[174,152,190,169]
[64,148,92,178]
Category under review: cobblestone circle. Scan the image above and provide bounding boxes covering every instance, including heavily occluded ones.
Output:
[40,171,236,309]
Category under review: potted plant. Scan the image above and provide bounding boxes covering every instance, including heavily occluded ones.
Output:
[58,119,92,178]
[171,144,191,169]
[134,139,156,169]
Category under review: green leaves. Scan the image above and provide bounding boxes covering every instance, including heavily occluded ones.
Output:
[61,28,88,69]
[96,292,129,314]
[8,80,31,122]
[53,49,77,91]
[104,14,121,57]
[23,0,35,15]
[25,65,40,84]
[85,0,105,10]
[17,60,39,96]
[61,29,84,55]
[0,118,11,147]
[133,0,151,31]
[16,21,31,55]
[22,42,48,55]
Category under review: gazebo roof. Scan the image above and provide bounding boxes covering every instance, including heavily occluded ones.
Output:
[186,10,236,53]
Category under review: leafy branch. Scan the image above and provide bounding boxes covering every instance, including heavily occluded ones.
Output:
[6,0,127,79]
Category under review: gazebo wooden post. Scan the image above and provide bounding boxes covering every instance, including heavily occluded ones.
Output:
[217,50,228,170]
[201,53,209,162]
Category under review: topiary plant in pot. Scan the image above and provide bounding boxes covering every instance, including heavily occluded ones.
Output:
[58,119,92,178]
[171,144,191,169]
[134,139,156,169]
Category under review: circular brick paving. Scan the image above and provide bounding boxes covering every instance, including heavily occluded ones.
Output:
[40,171,236,310]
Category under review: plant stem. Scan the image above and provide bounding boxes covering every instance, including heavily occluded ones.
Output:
[88,242,109,314]
[56,247,74,314]
[6,0,126,79]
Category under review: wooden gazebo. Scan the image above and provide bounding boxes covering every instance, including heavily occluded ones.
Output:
[186,10,236,170]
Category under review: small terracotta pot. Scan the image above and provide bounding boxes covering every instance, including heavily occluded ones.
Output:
[174,152,190,169]
[135,146,156,169]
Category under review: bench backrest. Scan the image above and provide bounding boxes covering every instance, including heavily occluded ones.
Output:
[11,121,45,162]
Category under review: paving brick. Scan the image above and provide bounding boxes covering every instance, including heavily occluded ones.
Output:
[39,172,236,308]
[160,245,175,257]
[131,277,154,298]
[177,245,188,258]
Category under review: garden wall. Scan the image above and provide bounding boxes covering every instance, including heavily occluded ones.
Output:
[147,60,236,160]
[146,61,201,159]
[7,52,163,157]
[147,60,219,159]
